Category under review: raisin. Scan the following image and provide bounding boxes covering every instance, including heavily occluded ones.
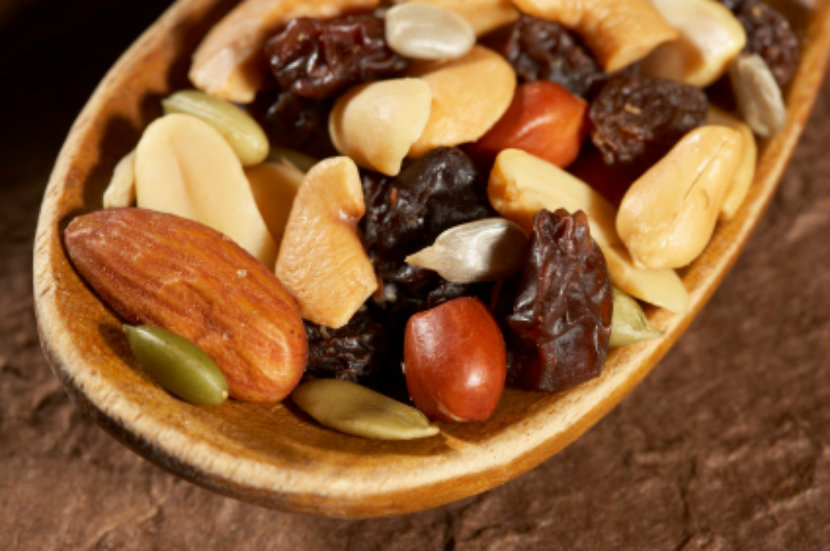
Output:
[361,147,494,275]
[304,307,390,382]
[497,209,612,393]
[264,14,408,101]
[494,14,607,98]
[250,90,335,157]
[731,0,800,88]
[588,75,707,168]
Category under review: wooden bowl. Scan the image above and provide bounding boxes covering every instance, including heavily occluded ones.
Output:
[33,0,830,518]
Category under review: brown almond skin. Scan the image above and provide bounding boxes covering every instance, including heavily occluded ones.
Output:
[64,207,308,403]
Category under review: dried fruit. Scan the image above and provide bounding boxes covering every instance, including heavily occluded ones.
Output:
[498,209,612,393]
[407,45,516,157]
[512,0,679,72]
[730,0,800,88]
[609,287,662,348]
[134,113,277,266]
[498,14,606,97]
[728,53,787,137]
[189,0,380,103]
[102,149,136,209]
[275,156,377,329]
[404,297,506,422]
[642,0,746,88]
[588,76,708,168]
[487,148,689,312]
[265,13,408,101]
[123,324,228,406]
[64,208,308,403]
[616,125,744,269]
[473,80,588,168]
[328,78,432,176]
[291,378,439,439]
[405,218,528,283]
[384,2,476,60]
[161,89,269,166]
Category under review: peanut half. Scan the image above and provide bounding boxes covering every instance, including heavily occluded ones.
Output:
[488,148,689,313]
[329,78,432,176]
[407,45,516,157]
[189,0,380,103]
[245,159,304,250]
[134,113,277,267]
[707,106,757,221]
[275,157,378,329]
[512,0,678,72]
[616,125,744,270]
[643,0,746,88]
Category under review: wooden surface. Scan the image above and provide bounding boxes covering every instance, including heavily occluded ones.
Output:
[3,0,829,547]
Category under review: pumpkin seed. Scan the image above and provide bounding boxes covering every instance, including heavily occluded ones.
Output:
[161,89,269,165]
[405,218,528,283]
[291,379,439,440]
[728,53,786,137]
[102,149,136,209]
[123,324,228,406]
[385,2,475,60]
[609,287,663,348]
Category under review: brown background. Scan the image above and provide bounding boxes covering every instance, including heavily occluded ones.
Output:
[1,1,828,549]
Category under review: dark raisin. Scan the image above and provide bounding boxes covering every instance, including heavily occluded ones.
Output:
[732,0,800,88]
[497,209,612,393]
[264,14,408,100]
[588,75,707,168]
[494,14,606,98]
[250,90,335,157]
[361,147,494,275]
[304,307,390,382]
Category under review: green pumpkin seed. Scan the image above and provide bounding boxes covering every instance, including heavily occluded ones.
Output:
[609,287,664,348]
[123,324,228,406]
[161,89,269,166]
[291,379,439,440]
[405,218,528,283]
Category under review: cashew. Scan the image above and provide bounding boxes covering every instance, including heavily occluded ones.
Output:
[189,0,379,104]
[511,0,678,72]
[707,106,757,220]
[642,0,746,88]
[616,125,744,270]
[408,45,516,157]
[390,0,519,36]
[488,148,689,313]
[329,78,432,176]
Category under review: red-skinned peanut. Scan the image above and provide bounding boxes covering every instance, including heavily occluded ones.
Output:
[472,80,588,168]
[404,297,506,422]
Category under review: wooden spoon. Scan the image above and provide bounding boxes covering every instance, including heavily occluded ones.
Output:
[33,0,830,517]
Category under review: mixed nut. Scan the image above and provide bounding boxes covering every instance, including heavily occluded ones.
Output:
[68,0,801,439]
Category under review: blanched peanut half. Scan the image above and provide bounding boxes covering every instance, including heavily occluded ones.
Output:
[488,148,689,313]
[102,149,136,209]
[189,0,380,103]
[385,3,476,60]
[643,0,746,88]
[162,89,269,166]
[707,106,757,220]
[329,78,432,176]
[275,157,377,329]
[135,113,277,267]
[245,159,304,250]
[408,45,516,157]
[512,0,678,72]
[616,125,744,269]
[390,0,518,36]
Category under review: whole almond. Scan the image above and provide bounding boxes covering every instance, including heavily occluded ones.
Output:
[64,207,308,403]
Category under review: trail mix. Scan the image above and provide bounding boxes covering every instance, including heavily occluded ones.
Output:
[65,0,802,439]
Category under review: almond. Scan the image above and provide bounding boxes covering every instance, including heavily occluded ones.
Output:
[64,207,308,403]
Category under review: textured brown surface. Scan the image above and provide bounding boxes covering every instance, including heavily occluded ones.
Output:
[2,1,829,549]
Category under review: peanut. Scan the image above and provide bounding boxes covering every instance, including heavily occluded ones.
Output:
[707,106,757,220]
[616,125,744,269]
